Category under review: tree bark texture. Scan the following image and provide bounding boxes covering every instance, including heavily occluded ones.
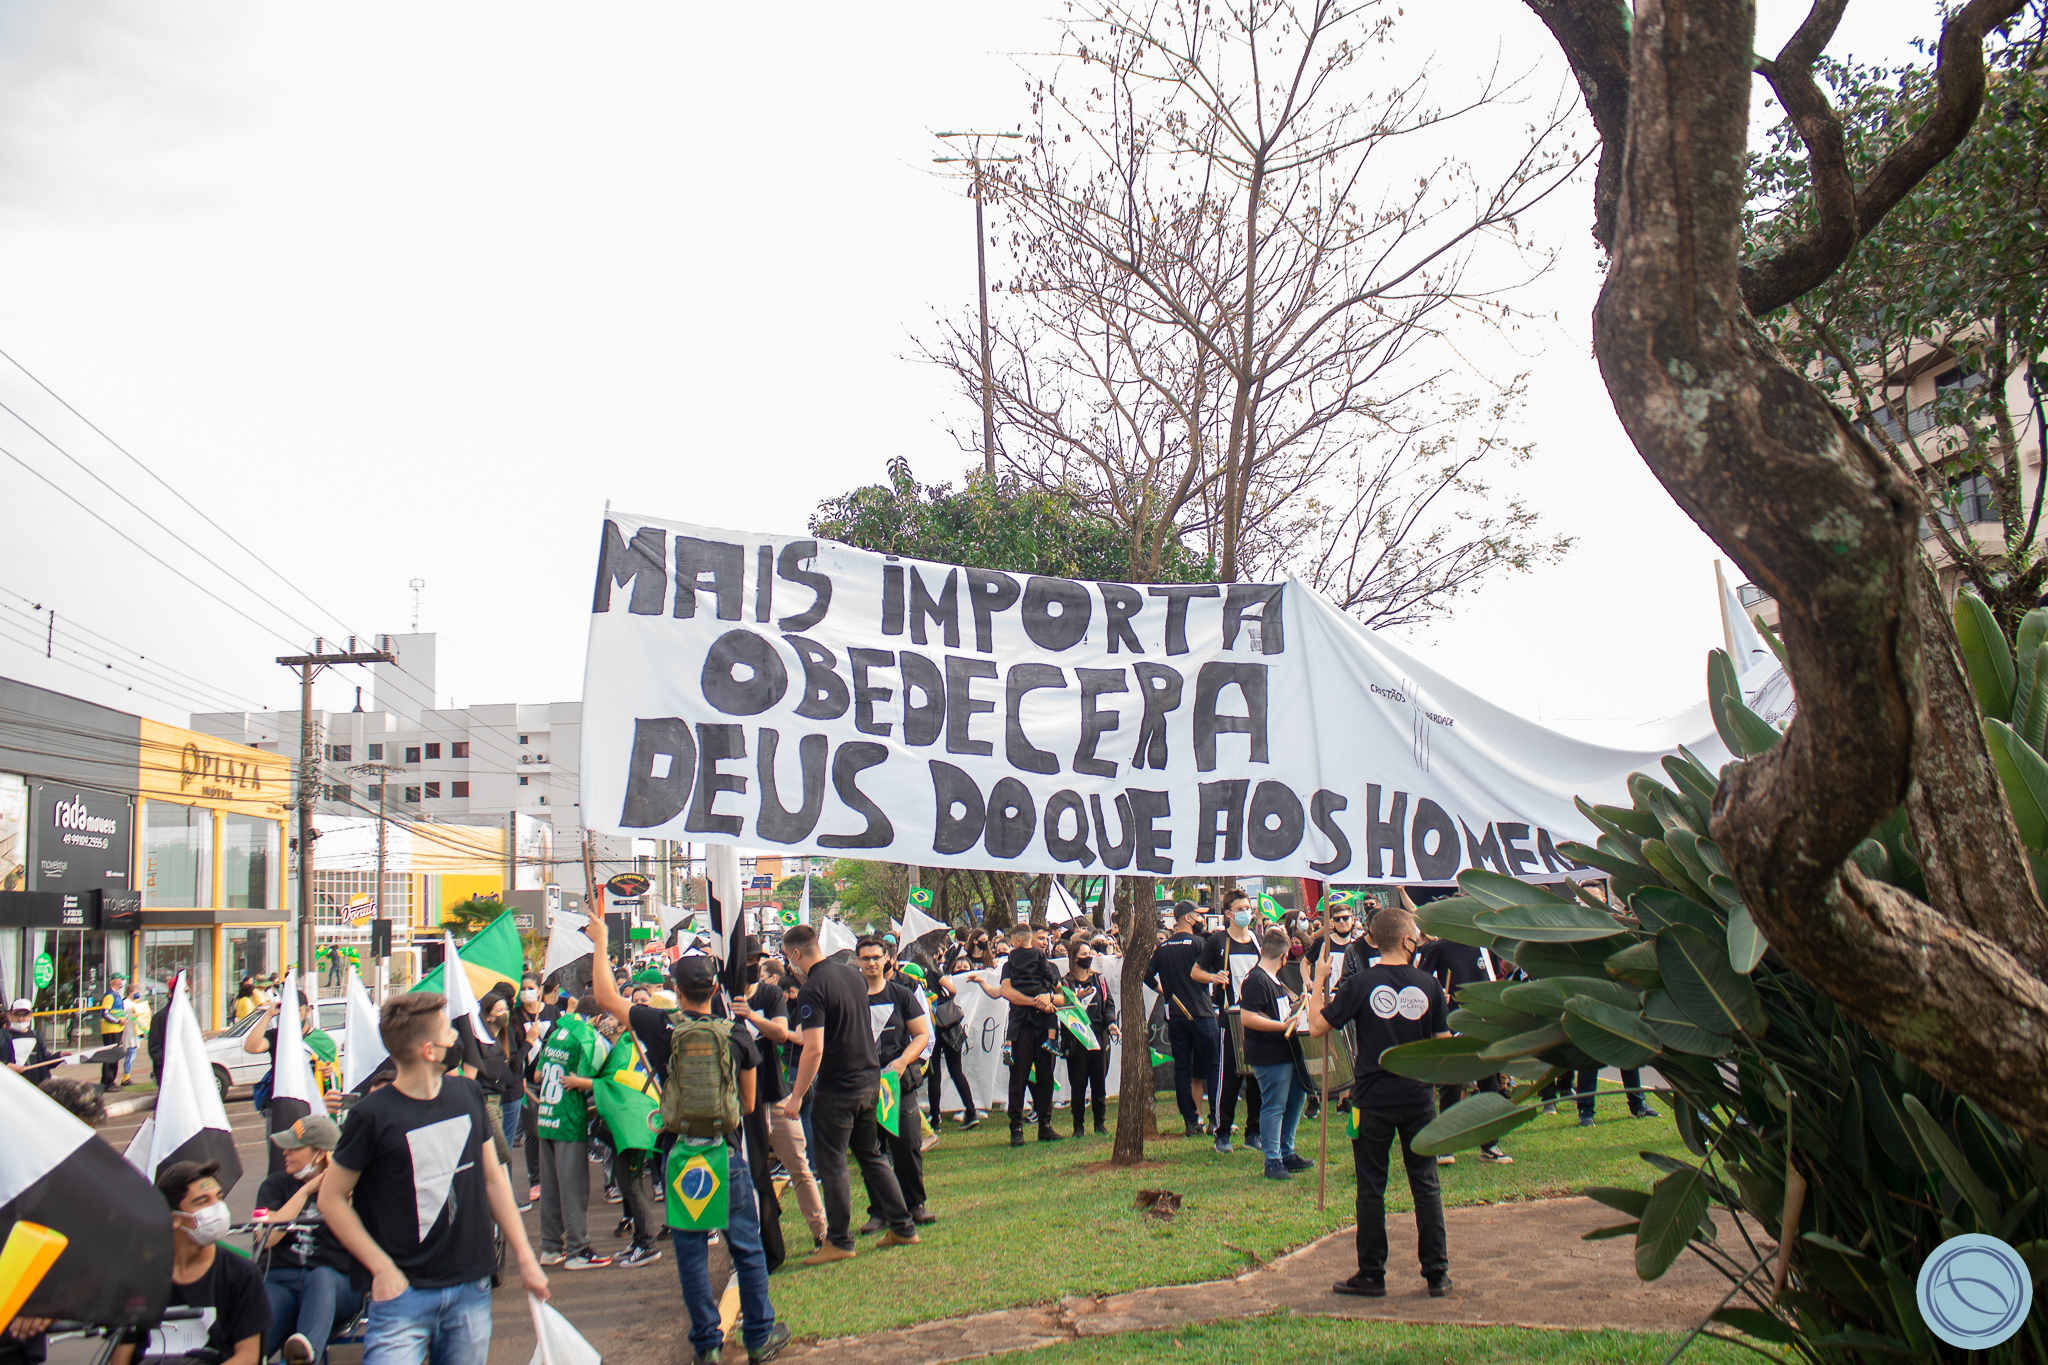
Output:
[1113,876,1160,1164]
[1580,0,2048,1145]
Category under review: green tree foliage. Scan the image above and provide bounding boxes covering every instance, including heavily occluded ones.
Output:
[771,871,840,914]
[444,895,507,936]
[1750,32,2047,635]
[811,456,1216,584]
[825,858,912,922]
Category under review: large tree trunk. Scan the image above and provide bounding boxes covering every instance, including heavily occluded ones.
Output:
[1584,0,2048,1146]
[1112,876,1159,1164]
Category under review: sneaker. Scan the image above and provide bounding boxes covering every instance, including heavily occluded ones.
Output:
[516,1198,534,1213]
[707,1231,722,1247]
[1540,1103,1557,1116]
[614,1216,633,1240]
[920,1130,940,1152]
[615,1244,663,1268]
[690,1349,721,1365]
[537,1251,566,1267]
[1037,1128,1063,1143]
[1263,1161,1291,1181]
[1578,1114,1596,1128]
[1244,1133,1262,1150]
[1282,1153,1314,1173]
[281,1333,315,1365]
[1094,1120,1108,1136]
[747,1322,793,1364]
[1010,1129,1026,1147]
[911,1206,937,1226]
[959,1116,982,1131]
[879,1229,921,1247]
[802,1244,855,1265]
[604,1185,623,1204]
[1214,1135,1233,1154]
[858,1215,885,1235]
[1428,1275,1454,1298]
[1333,1275,1385,1298]
[1183,1120,1205,1139]
[1630,1104,1660,1119]
[563,1252,612,1270]
[1478,1144,1515,1165]
[1436,1154,1456,1166]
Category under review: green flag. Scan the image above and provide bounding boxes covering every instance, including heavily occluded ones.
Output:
[1326,888,1364,909]
[593,1033,661,1153]
[908,886,934,909]
[1257,893,1286,923]
[1149,1047,1170,1067]
[1053,985,1099,1051]
[303,1028,338,1065]
[876,1069,903,1136]
[778,906,799,926]
[412,910,524,999]
[665,1139,729,1231]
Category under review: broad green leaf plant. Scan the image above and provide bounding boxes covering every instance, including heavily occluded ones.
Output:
[1385,647,2047,1362]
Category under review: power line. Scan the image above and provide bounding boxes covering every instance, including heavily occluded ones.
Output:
[0,596,265,713]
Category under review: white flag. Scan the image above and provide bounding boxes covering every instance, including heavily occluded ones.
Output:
[901,899,947,944]
[342,967,388,1092]
[704,843,742,968]
[819,916,857,957]
[1046,879,1087,924]
[141,974,242,1189]
[441,932,494,1043]
[273,972,322,1109]
[798,874,812,927]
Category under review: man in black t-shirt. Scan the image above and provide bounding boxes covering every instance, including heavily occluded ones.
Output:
[114,1160,269,1365]
[780,924,916,1261]
[322,993,548,1365]
[856,938,934,1229]
[1142,902,1228,1137]
[1203,889,1265,1154]
[1306,907,1453,1299]
[993,921,1063,1146]
[737,956,829,1247]
[1415,936,1516,1166]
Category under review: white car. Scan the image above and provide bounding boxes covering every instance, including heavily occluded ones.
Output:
[203,999,350,1100]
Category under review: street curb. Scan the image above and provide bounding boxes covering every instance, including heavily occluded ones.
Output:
[105,1093,157,1118]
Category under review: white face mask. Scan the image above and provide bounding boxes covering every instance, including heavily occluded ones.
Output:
[183,1201,232,1245]
[292,1156,324,1181]
[520,988,539,1004]
[1232,910,1253,928]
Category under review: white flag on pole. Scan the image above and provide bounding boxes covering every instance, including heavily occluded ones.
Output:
[341,968,388,1092]
[441,932,493,1043]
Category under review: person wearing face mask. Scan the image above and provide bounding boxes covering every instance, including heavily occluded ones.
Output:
[1202,890,1264,1155]
[514,972,559,1204]
[1058,945,1118,1137]
[255,1116,365,1365]
[112,1161,270,1365]
[4,999,56,1088]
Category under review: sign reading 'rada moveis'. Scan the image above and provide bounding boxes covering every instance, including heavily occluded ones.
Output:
[580,512,1705,882]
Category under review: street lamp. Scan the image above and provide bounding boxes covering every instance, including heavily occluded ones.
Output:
[935,131,1024,480]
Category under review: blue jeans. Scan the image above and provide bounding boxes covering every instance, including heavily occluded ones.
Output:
[1251,1061,1307,1166]
[671,1150,776,1354]
[360,1277,491,1365]
[264,1265,364,1359]
[1166,1015,1222,1127]
[502,1098,524,1149]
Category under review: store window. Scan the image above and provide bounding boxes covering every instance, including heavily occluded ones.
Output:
[141,929,210,1024]
[144,803,213,908]
[223,814,278,910]
[226,927,278,990]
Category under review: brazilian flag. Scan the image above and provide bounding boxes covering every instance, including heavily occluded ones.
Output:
[1326,888,1364,909]
[1257,894,1287,923]
[412,911,524,1001]
[1053,985,1099,1051]
[593,1034,660,1153]
[876,1070,902,1137]
[1346,1106,1361,1139]
[666,1139,728,1231]
[908,886,934,910]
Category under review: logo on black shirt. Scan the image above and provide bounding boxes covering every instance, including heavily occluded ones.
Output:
[1369,984,1431,1020]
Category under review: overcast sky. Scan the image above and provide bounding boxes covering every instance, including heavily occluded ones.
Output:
[0,0,1928,739]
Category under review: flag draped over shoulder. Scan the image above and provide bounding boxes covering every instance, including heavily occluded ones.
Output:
[593,1033,661,1153]
[0,1067,171,1326]
[413,911,524,1005]
[1053,985,1100,1051]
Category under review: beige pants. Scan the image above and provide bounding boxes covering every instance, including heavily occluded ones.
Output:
[767,1099,829,1244]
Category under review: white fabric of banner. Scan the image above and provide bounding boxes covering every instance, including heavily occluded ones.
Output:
[818,917,857,956]
[930,957,1156,1115]
[441,932,493,1044]
[581,514,1730,882]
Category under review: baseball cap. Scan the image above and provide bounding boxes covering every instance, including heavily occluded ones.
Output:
[1174,900,1201,923]
[8,998,30,1012]
[269,1114,341,1151]
[672,956,717,991]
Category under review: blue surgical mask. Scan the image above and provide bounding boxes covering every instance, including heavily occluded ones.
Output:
[1232,910,1253,928]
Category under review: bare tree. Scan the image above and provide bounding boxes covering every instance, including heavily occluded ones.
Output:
[919,0,1579,617]
[1533,0,2048,1144]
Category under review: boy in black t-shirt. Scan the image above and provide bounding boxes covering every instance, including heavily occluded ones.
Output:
[115,1160,270,1365]
[321,993,549,1365]
[1306,907,1453,1299]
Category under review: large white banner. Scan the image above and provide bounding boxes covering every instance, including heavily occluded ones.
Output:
[581,513,1721,881]
[930,960,1157,1114]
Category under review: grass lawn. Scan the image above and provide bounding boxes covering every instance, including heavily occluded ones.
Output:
[1000,1312,1754,1364]
[767,1082,1689,1337]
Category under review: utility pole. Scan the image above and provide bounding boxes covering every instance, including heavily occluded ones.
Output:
[935,131,1023,480]
[278,637,397,981]
[351,761,405,1000]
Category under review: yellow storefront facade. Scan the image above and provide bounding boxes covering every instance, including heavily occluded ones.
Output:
[136,719,292,1030]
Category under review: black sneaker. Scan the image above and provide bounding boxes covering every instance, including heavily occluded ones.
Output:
[747,1322,793,1364]
[1428,1276,1454,1298]
[1578,1114,1596,1128]
[1333,1275,1385,1297]
[1282,1153,1314,1173]
[911,1205,937,1225]
[1009,1129,1026,1147]
[1630,1104,1660,1119]
[1183,1120,1204,1139]
[1037,1127,1063,1143]
[691,1348,721,1365]
[1094,1120,1108,1135]
[858,1215,884,1235]
[959,1116,982,1131]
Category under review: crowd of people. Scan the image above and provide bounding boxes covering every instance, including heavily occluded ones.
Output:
[4,880,1667,1365]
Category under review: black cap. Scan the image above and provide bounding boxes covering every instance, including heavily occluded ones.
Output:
[672,956,717,990]
[743,935,763,960]
[1174,900,1201,922]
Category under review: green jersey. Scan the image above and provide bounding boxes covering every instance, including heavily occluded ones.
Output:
[534,1014,605,1142]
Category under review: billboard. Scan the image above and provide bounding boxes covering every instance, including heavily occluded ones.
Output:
[28,781,132,893]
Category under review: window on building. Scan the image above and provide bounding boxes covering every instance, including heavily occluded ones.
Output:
[424,782,441,800]
[223,814,278,910]
[313,869,411,928]
[143,803,212,909]
[451,742,469,759]
[538,795,548,804]
[518,775,529,786]
[367,744,383,760]
[366,784,382,802]
[404,786,422,803]
[425,743,441,760]
[451,781,470,798]
[404,746,421,763]
[326,744,352,762]
[322,783,352,803]
[518,734,529,745]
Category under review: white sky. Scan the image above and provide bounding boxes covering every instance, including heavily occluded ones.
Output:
[0,0,1926,735]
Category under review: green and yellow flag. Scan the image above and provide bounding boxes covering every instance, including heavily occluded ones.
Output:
[908,886,934,910]
[665,1139,729,1231]
[1326,888,1364,909]
[1257,894,1286,923]
[1053,985,1099,1051]
[593,1033,661,1152]
[412,910,524,1001]
[876,1069,903,1136]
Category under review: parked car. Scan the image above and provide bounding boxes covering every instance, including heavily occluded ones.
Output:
[203,999,349,1099]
